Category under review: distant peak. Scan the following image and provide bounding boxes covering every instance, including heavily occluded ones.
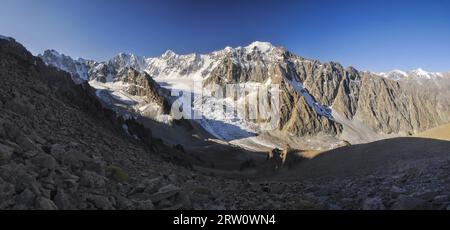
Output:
[410,68,428,74]
[223,46,234,52]
[408,68,442,80]
[378,69,408,81]
[389,69,407,76]
[162,49,177,58]
[112,52,145,62]
[50,49,60,54]
[43,49,64,58]
[380,68,444,81]
[0,35,13,41]
[115,52,133,58]
[244,41,274,52]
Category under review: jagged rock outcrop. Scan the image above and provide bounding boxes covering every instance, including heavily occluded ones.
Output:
[120,68,171,113]
[333,72,450,134]
[39,50,89,83]
[0,37,198,210]
[203,44,342,136]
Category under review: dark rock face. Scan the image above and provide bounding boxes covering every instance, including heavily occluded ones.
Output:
[282,57,450,135]
[120,68,171,113]
[0,37,192,210]
[336,72,450,134]
[204,49,343,136]
[202,45,450,138]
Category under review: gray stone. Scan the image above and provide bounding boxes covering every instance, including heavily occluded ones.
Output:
[413,190,436,201]
[143,177,164,194]
[0,143,14,160]
[150,184,181,203]
[15,189,36,206]
[63,149,90,168]
[31,153,57,170]
[49,144,65,157]
[12,204,28,210]
[116,197,134,210]
[80,170,106,189]
[35,197,58,210]
[136,200,155,210]
[433,195,449,204]
[15,134,37,151]
[170,191,191,210]
[54,189,71,209]
[390,185,407,195]
[128,177,164,199]
[63,178,79,191]
[157,199,173,209]
[86,194,114,210]
[362,197,385,210]
[23,150,39,159]
[392,195,430,210]
[0,182,15,200]
[83,160,106,176]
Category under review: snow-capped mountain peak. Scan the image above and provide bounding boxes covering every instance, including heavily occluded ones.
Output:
[390,69,407,76]
[37,42,450,146]
[412,67,427,73]
[379,69,408,81]
[161,50,177,58]
[38,49,89,83]
[244,41,274,53]
[409,68,431,79]
[407,68,444,80]
[380,68,443,81]
[0,35,13,41]
[110,52,146,72]
[48,49,62,57]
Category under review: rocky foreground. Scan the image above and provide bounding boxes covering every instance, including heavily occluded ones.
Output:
[1,36,450,210]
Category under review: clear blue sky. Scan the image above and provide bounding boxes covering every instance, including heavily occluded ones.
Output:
[1,0,449,72]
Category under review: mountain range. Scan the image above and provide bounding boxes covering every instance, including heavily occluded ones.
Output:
[39,41,450,150]
[2,35,450,210]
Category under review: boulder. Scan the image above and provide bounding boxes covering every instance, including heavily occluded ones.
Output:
[0,143,14,160]
[15,189,36,206]
[433,195,449,204]
[136,200,155,210]
[392,195,431,210]
[31,153,57,170]
[35,197,58,210]
[54,189,71,210]
[86,194,114,210]
[79,170,106,189]
[150,184,181,203]
[362,197,385,210]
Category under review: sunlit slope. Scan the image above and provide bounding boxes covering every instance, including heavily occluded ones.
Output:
[416,123,450,141]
